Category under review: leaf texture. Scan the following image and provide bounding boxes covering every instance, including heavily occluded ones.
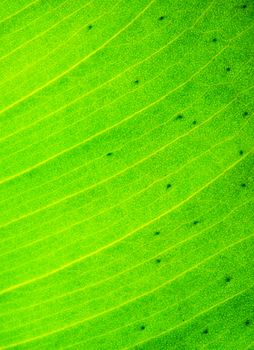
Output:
[0,0,253,349]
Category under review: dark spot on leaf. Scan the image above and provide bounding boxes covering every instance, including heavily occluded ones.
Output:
[193,220,199,225]
[166,183,172,189]
[243,111,248,117]
[212,38,217,42]
[88,25,93,30]
[176,115,183,120]
[192,120,197,125]
[226,67,231,72]
[158,16,165,20]
[154,231,160,236]
[225,275,232,283]
[203,328,209,334]
[140,325,145,330]
[239,150,243,156]
[241,4,247,9]
[156,258,161,263]
[134,80,139,84]
[241,183,246,188]
[245,319,251,326]
[107,152,113,156]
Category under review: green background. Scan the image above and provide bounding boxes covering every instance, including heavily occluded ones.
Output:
[0,0,253,349]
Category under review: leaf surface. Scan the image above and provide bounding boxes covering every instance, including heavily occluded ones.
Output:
[0,0,253,349]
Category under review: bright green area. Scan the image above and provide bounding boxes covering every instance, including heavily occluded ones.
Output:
[0,0,253,349]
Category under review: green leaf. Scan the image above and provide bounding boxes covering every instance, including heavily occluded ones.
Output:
[0,0,253,349]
